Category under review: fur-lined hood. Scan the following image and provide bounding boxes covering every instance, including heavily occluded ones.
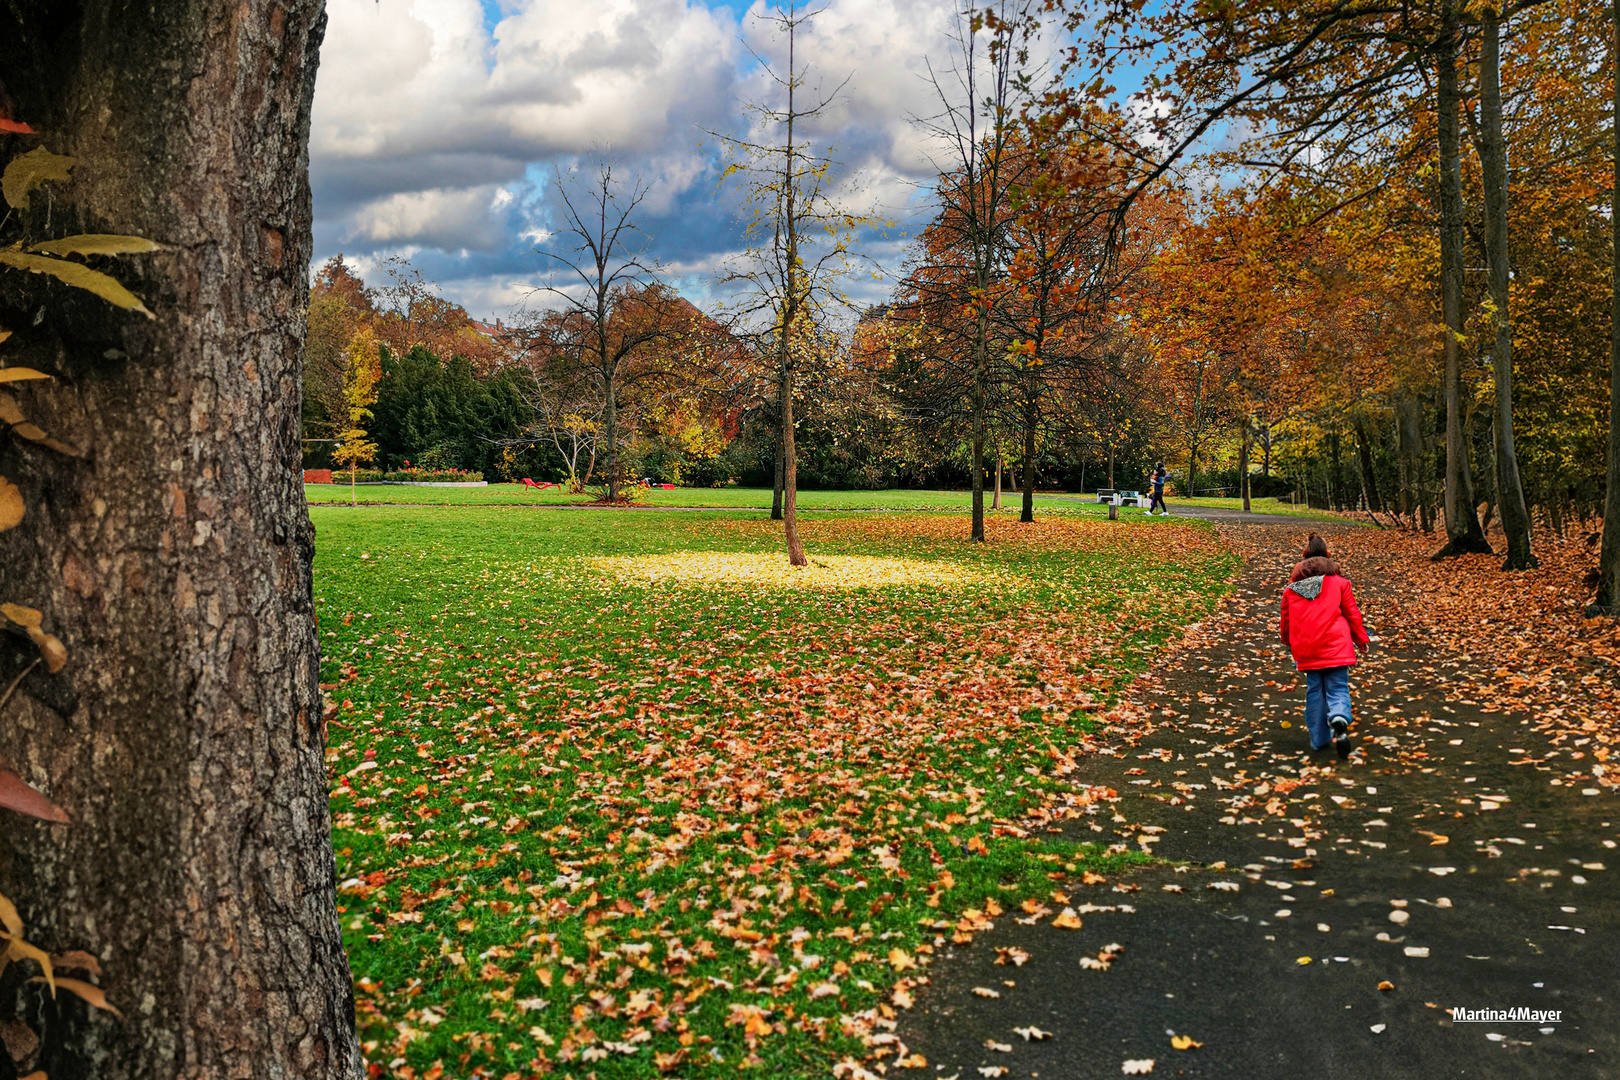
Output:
[1289,556,1341,585]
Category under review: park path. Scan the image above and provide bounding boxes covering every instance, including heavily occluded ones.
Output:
[899,522,1619,1079]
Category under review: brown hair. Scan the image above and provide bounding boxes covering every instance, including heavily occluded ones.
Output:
[1303,534,1331,559]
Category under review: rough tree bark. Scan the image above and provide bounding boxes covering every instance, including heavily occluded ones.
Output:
[1434,0,1493,558]
[1477,4,1537,569]
[0,4,360,1079]
[1592,0,1620,614]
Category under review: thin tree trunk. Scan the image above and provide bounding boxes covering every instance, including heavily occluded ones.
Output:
[0,4,360,1078]
[1187,360,1205,498]
[1240,425,1252,513]
[1107,443,1116,490]
[771,404,784,520]
[1330,428,1345,510]
[778,7,807,565]
[1354,418,1384,512]
[1021,408,1036,523]
[603,374,619,502]
[781,361,806,565]
[1592,0,1620,614]
[992,444,1002,510]
[1436,0,1492,556]
[1478,5,1537,569]
[970,320,987,542]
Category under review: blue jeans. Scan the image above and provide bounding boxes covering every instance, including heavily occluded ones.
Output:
[1303,666,1352,750]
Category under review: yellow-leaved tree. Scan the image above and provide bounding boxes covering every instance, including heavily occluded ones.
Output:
[330,327,381,504]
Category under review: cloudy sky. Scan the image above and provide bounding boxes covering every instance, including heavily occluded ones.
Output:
[309,0,989,322]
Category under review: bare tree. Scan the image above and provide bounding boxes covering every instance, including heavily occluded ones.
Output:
[525,160,686,502]
[914,0,1038,542]
[374,254,437,356]
[713,1,861,564]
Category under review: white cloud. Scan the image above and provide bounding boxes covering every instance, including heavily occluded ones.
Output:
[350,185,512,252]
[309,0,998,317]
[313,0,738,199]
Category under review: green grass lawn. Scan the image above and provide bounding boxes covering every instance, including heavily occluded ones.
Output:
[305,482,1350,523]
[305,484,988,510]
[316,508,1238,1078]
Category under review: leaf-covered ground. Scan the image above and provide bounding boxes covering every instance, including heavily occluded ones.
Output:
[900,521,1619,1078]
[312,508,1237,1079]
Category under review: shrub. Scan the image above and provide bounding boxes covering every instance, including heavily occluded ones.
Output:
[382,466,484,483]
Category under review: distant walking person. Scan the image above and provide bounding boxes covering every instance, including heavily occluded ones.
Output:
[1279,534,1371,759]
[1147,462,1169,516]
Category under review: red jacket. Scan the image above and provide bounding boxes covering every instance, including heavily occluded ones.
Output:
[1279,564,1369,670]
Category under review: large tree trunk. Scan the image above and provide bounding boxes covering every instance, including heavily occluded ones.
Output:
[1478,5,1538,569]
[1593,0,1620,614]
[0,4,359,1080]
[1435,0,1493,557]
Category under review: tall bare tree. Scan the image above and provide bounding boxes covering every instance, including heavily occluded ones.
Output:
[1475,2,1539,568]
[525,160,684,502]
[917,0,1037,542]
[1435,0,1494,556]
[714,1,859,565]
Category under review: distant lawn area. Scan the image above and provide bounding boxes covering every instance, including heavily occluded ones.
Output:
[305,482,1350,522]
[316,507,1238,1077]
[305,483,1043,511]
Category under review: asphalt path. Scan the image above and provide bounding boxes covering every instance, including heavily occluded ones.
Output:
[898,522,1617,1080]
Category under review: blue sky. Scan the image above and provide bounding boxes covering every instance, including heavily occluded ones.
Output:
[309,0,975,322]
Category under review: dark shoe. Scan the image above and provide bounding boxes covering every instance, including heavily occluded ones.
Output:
[1330,716,1351,759]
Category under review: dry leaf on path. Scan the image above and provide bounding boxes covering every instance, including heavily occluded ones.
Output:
[1051,907,1083,930]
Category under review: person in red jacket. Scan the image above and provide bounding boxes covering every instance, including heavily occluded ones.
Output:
[1279,534,1371,758]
